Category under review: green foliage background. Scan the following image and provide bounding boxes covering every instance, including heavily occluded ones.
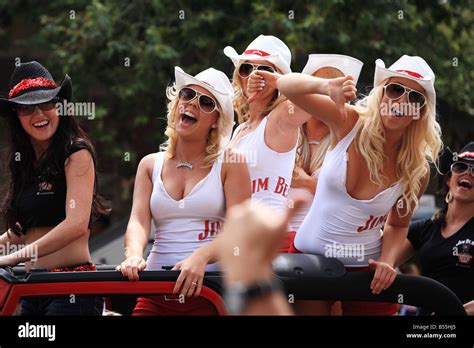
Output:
[0,0,473,224]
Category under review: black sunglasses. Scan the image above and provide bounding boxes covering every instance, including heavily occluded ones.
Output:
[238,62,275,78]
[14,98,59,116]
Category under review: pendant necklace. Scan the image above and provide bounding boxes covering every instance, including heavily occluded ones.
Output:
[175,154,205,170]
[176,161,194,170]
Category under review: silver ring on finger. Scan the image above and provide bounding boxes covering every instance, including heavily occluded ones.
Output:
[191,281,198,286]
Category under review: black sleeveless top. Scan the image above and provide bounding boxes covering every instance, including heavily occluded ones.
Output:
[13,142,93,233]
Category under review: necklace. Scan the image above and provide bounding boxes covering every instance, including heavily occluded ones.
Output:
[308,140,321,145]
[175,154,205,170]
[241,122,251,131]
[176,161,194,170]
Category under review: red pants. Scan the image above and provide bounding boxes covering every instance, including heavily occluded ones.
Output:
[288,242,397,316]
[280,231,297,253]
[133,296,218,316]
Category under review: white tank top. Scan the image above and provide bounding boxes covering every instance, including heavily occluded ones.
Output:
[146,151,225,271]
[232,114,297,217]
[287,169,320,231]
[294,121,403,267]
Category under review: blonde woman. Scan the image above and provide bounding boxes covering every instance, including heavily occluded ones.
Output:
[223,34,309,252]
[117,67,251,315]
[288,55,363,233]
[278,55,442,315]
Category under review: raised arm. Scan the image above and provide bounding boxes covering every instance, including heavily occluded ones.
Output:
[277,73,358,134]
[116,154,155,281]
[218,196,307,315]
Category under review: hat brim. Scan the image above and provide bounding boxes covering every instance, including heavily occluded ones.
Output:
[175,68,227,100]
[439,146,474,178]
[174,67,235,149]
[302,54,364,84]
[0,75,72,116]
[223,46,291,75]
[374,59,436,104]
[174,67,233,122]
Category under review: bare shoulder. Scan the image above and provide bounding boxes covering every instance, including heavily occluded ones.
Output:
[337,105,360,139]
[140,153,156,167]
[274,99,304,120]
[277,99,294,113]
[221,147,248,170]
[65,149,94,173]
[138,153,158,177]
[221,147,248,179]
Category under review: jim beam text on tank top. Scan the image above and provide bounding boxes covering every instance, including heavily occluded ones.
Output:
[252,176,290,197]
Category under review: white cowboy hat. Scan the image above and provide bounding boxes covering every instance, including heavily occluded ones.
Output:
[223,34,292,74]
[302,54,364,84]
[175,66,235,146]
[373,55,436,107]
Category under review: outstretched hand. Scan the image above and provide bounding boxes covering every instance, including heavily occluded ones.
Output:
[217,195,307,284]
[247,70,281,104]
[327,75,357,120]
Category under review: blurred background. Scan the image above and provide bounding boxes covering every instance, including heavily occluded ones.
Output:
[0,0,473,263]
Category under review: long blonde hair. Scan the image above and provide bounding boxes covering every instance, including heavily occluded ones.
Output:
[354,80,443,216]
[231,66,286,124]
[296,125,331,175]
[161,83,232,168]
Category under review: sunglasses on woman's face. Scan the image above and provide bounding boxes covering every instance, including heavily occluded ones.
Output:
[383,83,427,110]
[238,62,275,78]
[451,161,474,176]
[14,98,59,116]
[178,87,218,114]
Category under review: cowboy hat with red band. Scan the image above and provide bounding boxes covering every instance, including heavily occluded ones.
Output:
[374,55,436,110]
[174,66,235,148]
[438,142,474,177]
[223,34,292,75]
[457,142,474,162]
[0,61,72,116]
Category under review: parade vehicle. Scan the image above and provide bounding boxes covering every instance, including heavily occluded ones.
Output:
[0,253,466,316]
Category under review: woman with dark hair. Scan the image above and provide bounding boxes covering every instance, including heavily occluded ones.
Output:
[0,61,109,315]
[396,142,474,315]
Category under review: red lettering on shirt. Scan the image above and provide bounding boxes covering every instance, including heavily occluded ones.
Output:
[199,220,222,241]
[357,214,388,233]
[274,176,289,197]
[252,177,269,194]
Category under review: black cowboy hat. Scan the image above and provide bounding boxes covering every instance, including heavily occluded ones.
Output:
[0,61,72,115]
[439,141,474,175]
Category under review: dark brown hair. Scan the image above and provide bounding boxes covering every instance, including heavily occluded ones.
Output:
[432,172,451,228]
[1,104,110,235]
